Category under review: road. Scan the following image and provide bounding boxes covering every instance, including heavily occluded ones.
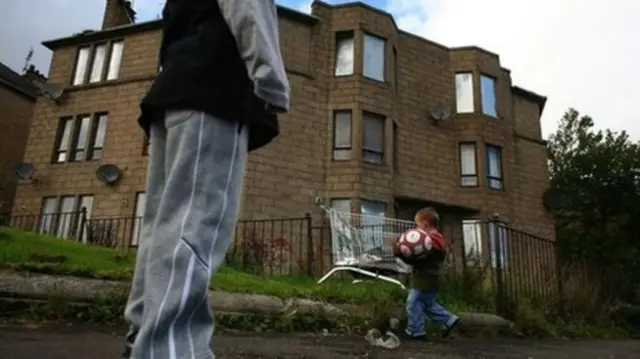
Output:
[0,323,639,358]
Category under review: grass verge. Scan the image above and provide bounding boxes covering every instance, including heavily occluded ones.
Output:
[0,227,409,305]
[0,227,632,338]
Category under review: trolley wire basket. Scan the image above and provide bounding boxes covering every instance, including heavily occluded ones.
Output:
[317,205,414,289]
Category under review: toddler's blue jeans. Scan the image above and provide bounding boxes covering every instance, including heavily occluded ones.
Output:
[405,289,459,337]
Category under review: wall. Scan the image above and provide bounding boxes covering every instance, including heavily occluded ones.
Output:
[0,86,35,213]
[13,2,554,246]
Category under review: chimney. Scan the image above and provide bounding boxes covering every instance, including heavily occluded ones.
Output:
[102,0,136,29]
[23,65,47,84]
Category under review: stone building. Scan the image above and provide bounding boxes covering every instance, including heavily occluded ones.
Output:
[12,1,553,268]
[0,62,42,214]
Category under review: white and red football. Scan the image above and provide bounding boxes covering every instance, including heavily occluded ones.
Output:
[395,228,434,259]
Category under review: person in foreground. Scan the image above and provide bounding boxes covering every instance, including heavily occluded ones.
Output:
[123,1,289,358]
[392,208,460,341]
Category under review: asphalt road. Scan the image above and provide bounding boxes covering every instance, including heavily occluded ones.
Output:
[1,323,639,359]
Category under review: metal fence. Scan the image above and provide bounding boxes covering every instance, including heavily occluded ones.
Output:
[0,210,614,320]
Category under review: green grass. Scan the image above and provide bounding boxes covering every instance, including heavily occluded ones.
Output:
[0,226,633,338]
[0,227,409,305]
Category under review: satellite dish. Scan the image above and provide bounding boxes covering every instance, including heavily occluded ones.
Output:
[542,188,568,211]
[96,164,122,186]
[429,105,451,122]
[32,81,66,103]
[13,163,37,181]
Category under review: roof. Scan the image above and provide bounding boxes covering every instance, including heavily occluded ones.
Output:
[0,62,38,99]
[511,86,547,114]
[42,5,317,49]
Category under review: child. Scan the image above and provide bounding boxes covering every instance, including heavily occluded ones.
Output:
[392,207,459,340]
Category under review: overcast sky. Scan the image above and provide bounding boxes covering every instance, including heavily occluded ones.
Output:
[1,0,638,140]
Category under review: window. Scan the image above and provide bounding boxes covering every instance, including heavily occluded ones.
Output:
[90,114,108,160]
[459,143,478,186]
[334,32,354,76]
[332,111,351,160]
[38,195,93,240]
[76,195,94,242]
[362,112,385,164]
[39,197,58,235]
[132,192,146,246]
[329,198,354,264]
[455,73,474,113]
[361,199,387,250]
[72,115,91,161]
[72,47,91,86]
[480,74,497,117]
[486,144,503,189]
[330,198,351,213]
[488,221,508,269]
[72,40,124,85]
[57,196,77,238]
[107,41,124,80]
[462,220,482,266]
[54,113,109,163]
[54,118,74,162]
[361,200,386,217]
[89,44,107,83]
[363,33,385,81]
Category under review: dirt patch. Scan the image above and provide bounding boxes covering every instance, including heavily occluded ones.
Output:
[1,324,639,359]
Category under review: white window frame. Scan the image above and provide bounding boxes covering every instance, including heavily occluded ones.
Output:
[334,32,354,76]
[363,33,385,81]
[91,114,108,160]
[72,46,91,85]
[72,40,124,85]
[55,118,74,163]
[107,40,124,80]
[54,113,109,163]
[39,195,93,240]
[72,115,92,161]
[459,143,478,186]
[89,43,108,83]
[455,72,474,113]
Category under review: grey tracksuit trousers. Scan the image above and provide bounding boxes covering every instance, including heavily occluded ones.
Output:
[125,110,248,359]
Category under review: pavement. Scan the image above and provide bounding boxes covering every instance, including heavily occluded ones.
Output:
[1,324,639,358]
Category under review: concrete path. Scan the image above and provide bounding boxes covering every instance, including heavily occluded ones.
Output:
[0,323,639,358]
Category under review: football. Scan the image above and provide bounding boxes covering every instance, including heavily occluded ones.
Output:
[395,228,433,259]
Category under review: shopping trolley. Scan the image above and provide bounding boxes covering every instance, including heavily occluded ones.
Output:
[316,204,415,289]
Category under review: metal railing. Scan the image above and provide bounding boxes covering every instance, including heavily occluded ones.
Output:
[0,210,617,320]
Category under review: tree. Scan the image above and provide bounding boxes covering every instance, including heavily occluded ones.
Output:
[548,109,640,300]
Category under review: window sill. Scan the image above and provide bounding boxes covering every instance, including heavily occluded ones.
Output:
[453,112,501,121]
[334,74,358,80]
[66,75,156,92]
[50,159,101,166]
[361,76,390,88]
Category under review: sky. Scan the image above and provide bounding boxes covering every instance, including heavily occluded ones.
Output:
[1,0,638,140]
